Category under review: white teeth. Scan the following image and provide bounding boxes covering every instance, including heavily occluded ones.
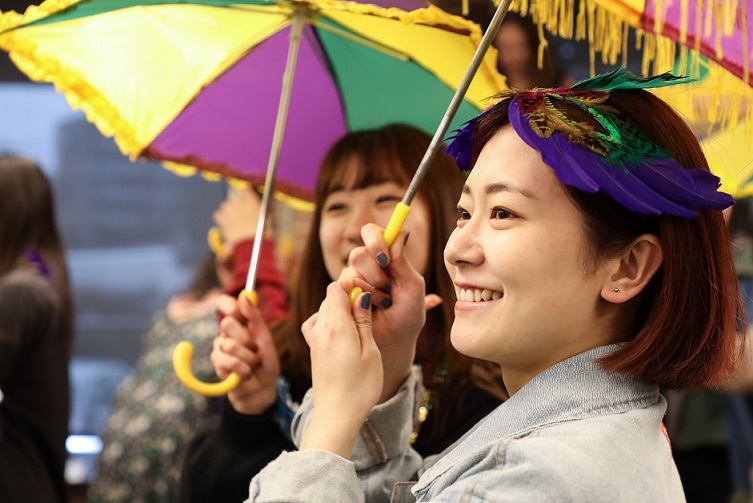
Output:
[458,287,502,303]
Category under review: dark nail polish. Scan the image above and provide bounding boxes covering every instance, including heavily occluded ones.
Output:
[380,297,393,308]
[377,284,391,294]
[404,232,411,246]
[377,253,389,267]
[360,292,372,310]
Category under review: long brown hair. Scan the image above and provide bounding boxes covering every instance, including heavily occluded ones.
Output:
[274,124,505,443]
[470,90,740,389]
[0,154,74,347]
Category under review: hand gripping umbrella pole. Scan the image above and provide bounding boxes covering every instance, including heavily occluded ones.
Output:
[173,7,307,397]
[349,0,513,303]
[174,0,513,396]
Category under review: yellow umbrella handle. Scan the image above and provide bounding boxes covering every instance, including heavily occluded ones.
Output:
[349,203,411,305]
[207,227,229,260]
[173,290,258,396]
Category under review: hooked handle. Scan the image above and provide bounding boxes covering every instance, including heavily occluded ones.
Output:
[207,227,229,260]
[173,290,258,396]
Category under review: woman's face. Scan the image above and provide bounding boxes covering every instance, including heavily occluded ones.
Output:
[444,126,613,389]
[319,166,431,281]
[494,22,532,75]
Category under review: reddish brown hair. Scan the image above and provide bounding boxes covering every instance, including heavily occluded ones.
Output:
[470,90,741,390]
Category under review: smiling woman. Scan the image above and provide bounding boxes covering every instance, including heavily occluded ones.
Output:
[242,71,742,503]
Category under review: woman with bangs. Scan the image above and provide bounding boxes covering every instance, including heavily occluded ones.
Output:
[242,71,743,502]
[178,124,506,503]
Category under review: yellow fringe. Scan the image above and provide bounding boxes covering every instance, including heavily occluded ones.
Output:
[1,36,144,158]
[162,161,315,211]
[0,0,83,34]
[498,0,753,135]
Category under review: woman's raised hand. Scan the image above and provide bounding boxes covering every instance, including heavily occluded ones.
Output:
[212,293,280,415]
[299,285,379,458]
[343,224,439,401]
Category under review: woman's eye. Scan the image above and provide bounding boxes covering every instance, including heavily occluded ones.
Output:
[325,202,346,213]
[455,207,470,220]
[491,208,513,219]
[376,194,401,204]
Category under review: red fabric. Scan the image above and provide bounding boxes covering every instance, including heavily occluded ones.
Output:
[224,238,289,325]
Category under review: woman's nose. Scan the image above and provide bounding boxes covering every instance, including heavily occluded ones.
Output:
[344,204,372,244]
[444,220,483,266]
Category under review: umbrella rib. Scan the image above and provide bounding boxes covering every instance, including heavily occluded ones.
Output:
[309,18,409,61]
[230,4,290,16]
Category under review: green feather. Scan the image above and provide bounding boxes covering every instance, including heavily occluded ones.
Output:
[572,69,695,92]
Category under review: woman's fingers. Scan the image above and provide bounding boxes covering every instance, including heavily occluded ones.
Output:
[346,247,391,295]
[216,293,246,323]
[219,315,259,351]
[211,336,261,379]
[425,294,443,312]
[352,292,377,354]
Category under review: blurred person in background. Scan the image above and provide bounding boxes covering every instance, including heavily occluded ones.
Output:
[492,11,574,89]
[0,154,74,503]
[88,188,288,503]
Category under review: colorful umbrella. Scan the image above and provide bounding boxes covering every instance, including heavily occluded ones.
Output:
[0,0,505,202]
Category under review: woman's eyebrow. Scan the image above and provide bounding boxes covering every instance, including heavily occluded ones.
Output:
[462,182,538,200]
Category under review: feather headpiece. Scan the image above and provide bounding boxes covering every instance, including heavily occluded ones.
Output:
[445,69,734,218]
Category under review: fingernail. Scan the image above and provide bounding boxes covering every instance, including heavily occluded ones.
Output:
[361,292,372,310]
[377,253,389,267]
[377,284,391,294]
[380,297,393,308]
[404,232,411,246]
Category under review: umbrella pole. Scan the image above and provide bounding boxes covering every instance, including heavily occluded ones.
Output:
[172,9,307,397]
[245,8,306,295]
[382,0,513,245]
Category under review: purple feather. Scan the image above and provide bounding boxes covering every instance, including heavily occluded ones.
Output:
[24,249,50,279]
[508,100,732,217]
[509,98,600,192]
[445,120,476,171]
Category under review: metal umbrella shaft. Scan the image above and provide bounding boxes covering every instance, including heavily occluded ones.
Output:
[382,0,513,245]
[173,8,307,397]
[246,8,306,293]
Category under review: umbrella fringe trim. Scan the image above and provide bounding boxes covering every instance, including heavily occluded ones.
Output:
[162,160,315,211]
[0,35,144,158]
[0,0,83,34]
[507,0,753,135]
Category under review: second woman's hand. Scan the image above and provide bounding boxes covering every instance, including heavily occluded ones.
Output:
[299,285,380,459]
[213,293,280,415]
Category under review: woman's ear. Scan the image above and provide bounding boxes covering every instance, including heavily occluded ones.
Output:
[601,234,663,304]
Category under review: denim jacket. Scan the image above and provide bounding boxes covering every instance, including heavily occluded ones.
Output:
[247,345,685,502]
